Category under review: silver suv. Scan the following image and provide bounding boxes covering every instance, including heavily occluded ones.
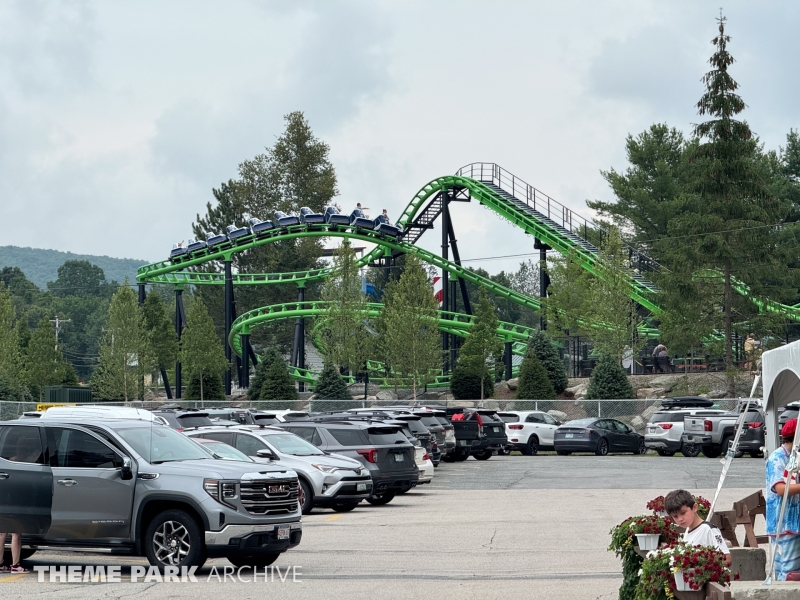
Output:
[0,419,302,570]
[186,426,373,514]
[645,407,726,457]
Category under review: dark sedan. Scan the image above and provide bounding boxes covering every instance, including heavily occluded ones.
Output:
[554,418,645,456]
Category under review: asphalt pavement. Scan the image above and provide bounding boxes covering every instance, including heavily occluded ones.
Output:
[0,454,766,599]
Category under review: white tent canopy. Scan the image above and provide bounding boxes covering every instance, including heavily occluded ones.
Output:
[762,340,800,454]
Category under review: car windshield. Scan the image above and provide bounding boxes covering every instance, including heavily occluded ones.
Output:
[418,416,442,428]
[117,426,212,463]
[564,418,596,427]
[198,440,253,462]
[262,433,324,456]
[498,414,519,423]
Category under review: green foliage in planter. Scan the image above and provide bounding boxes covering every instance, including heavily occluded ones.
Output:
[609,515,679,600]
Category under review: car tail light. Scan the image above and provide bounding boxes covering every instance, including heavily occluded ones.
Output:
[423,453,430,461]
[657,423,673,430]
[508,424,524,430]
[749,422,764,429]
[177,427,184,432]
[704,420,712,432]
[357,449,378,463]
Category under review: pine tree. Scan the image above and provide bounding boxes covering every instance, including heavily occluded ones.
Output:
[258,348,297,403]
[516,349,556,403]
[314,362,352,400]
[313,241,371,374]
[185,372,224,401]
[23,318,78,401]
[454,288,503,400]
[379,254,441,398]
[91,284,144,401]
[586,354,634,401]
[247,357,269,401]
[180,299,228,403]
[527,330,568,393]
[450,367,494,401]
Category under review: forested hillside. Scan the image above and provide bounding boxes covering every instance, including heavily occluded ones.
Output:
[0,246,146,289]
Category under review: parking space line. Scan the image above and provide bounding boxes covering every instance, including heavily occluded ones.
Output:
[325,514,343,522]
[0,573,30,583]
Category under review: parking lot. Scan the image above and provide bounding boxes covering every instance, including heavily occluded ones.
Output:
[0,454,764,600]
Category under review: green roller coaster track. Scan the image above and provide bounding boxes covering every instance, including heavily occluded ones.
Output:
[137,163,800,388]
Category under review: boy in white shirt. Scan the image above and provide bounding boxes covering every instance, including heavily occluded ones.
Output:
[665,488,732,566]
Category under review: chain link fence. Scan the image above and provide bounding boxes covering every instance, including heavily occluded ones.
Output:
[0,398,753,434]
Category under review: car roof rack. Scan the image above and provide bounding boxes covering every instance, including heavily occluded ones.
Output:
[659,397,715,409]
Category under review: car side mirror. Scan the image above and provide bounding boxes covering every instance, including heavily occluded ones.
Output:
[256,449,277,460]
[120,456,133,480]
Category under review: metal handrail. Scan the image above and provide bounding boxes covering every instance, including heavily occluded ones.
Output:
[456,162,663,272]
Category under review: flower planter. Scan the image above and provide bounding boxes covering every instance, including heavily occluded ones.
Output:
[674,568,696,591]
[635,533,660,551]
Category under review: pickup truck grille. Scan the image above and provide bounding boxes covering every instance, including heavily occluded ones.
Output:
[240,478,299,516]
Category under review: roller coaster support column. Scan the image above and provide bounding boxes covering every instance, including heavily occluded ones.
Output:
[441,193,450,372]
[535,238,551,330]
[240,327,250,389]
[450,280,458,369]
[447,219,472,316]
[175,287,186,399]
[138,283,146,306]
[292,286,306,392]
[224,259,233,395]
[504,341,513,381]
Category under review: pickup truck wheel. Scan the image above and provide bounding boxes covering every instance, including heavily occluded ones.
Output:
[298,480,313,515]
[473,450,493,461]
[702,445,721,459]
[595,438,609,456]
[145,509,206,571]
[228,553,280,568]
[331,501,359,512]
[680,443,701,457]
[454,449,470,462]
[522,437,539,456]
[366,491,396,505]
[655,449,676,457]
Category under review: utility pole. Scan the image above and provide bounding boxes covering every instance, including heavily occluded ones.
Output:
[49,316,71,351]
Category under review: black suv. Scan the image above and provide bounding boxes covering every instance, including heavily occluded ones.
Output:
[344,410,441,466]
[731,408,766,458]
[462,409,509,460]
[779,401,799,429]
[151,408,213,431]
[277,419,418,505]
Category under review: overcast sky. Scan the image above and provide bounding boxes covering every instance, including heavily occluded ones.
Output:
[1,0,798,276]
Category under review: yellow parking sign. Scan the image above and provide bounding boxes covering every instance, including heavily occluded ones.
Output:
[35,402,76,412]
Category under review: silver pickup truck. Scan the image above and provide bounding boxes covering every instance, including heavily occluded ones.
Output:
[681,403,765,458]
[0,418,302,570]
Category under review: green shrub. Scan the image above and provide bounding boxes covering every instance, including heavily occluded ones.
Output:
[185,371,225,400]
[586,354,634,400]
[450,364,494,400]
[527,330,568,393]
[516,348,556,400]
[313,363,354,411]
[258,349,297,404]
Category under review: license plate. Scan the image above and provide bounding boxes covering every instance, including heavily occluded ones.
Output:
[356,482,367,491]
[459,440,468,446]
[394,453,404,462]
[647,428,656,433]
[276,527,290,540]
[565,433,574,439]
[492,427,500,433]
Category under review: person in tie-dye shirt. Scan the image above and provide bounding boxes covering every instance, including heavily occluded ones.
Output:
[766,418,800,580]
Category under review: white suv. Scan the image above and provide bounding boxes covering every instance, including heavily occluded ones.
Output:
[497,411,560,456]
[645,408,725,457]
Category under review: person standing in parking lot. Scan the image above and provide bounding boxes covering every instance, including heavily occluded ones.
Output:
[0,533,28,573]
[766,418,800,580]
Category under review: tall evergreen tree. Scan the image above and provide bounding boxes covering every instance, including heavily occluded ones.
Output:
[257,348,297,403]
[0,284,20,385]
[193,112,337,351]
[180,299,228,402]
[23,318,78,401]
[379,254,441,398]
[453,288,503,401]
[91,284,145,401]
[314,362,353,401]
[586,354,634,401]
[527,330,568,394]
[313,241,371,375]
[515,349,556,402]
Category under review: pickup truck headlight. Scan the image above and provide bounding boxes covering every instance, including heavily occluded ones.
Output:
[204,479,238,507]
[311,464,339,473]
